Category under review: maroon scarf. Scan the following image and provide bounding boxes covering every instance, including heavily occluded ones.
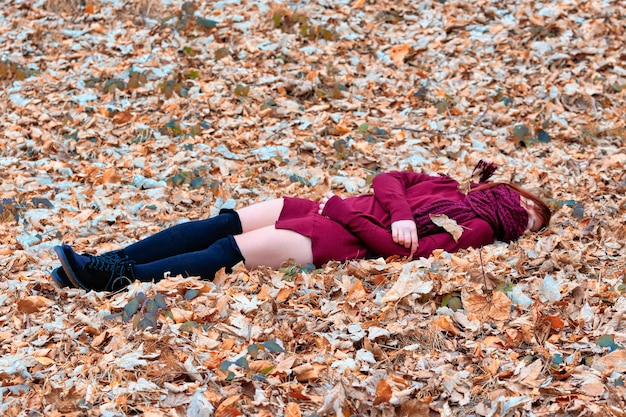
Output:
[413,162,528,242]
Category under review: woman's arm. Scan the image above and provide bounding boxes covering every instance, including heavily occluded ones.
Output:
[322,196,414,257]
[322,196,494,258]
[371,171,433,222]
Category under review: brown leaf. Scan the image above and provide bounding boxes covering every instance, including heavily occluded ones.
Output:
[294,363,326,382]
[285,403,301,417]
[434,315,461,336]
[346,279,367,305]
[97,166,121,184]
[287,384,311,401]
[429,213,464,242]
[390,44,410,67]
[276,286,294,303]
[318,381,346,416]
[463,290,511,325]
[16,296,53,314]
[373,379,392,405]
[399,399,431,417]
[112,110,133,125]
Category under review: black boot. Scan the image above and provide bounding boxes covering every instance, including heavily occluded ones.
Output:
[51,249,130,288]
[55,245,136,291]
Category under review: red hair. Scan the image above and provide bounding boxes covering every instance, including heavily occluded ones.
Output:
[471,183,552,230]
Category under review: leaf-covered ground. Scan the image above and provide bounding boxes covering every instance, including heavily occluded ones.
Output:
[1,0,626,415]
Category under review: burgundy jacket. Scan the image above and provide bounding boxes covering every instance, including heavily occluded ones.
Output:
[320,171,495,259]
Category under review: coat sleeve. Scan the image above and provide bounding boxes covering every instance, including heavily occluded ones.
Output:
[371,171,434,223]
[322,196,412,257]
[323,196,495,258]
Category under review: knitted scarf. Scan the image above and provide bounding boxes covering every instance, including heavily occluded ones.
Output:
[413,161,528,242]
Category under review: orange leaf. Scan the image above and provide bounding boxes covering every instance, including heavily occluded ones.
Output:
[390,44,410,67]
[347,279,367,304]
[333,123,351,135]
[215,407,242,417]
[257,284,271,301]
[293,363,326,382]
[98,166,120,184]
[276,286,294,303]
[373,379,392,405]
[541,315,565,332]
[285,403,301,417]
[16,296,53,314]
[287,384,311,400]
[352,0,366,7]
[84,3,95,14]
[112,110,133,125]
[434,315,460,336]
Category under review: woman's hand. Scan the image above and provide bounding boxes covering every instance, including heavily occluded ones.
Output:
[391,220,419,255]
[318,191,338,215]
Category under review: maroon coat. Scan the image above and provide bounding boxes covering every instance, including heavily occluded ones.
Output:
[275,171,495,266]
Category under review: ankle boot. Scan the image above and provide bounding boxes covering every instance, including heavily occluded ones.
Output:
[55,245,136,291]
[51,249,129,288]
[118,209,243,264]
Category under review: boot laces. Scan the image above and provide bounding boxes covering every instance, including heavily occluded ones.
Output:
[86,253,135,291]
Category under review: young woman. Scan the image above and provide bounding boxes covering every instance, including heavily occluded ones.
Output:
[52,162,551,291]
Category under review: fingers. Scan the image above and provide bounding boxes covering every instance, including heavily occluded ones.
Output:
[318,192,338,214]
[394,230,412,248]
[410,231,419,255]
[391,220,419,253]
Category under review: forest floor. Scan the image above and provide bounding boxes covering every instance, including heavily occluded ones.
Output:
[1,0,626,416]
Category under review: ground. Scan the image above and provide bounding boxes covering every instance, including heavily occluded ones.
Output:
[1,0,626,416]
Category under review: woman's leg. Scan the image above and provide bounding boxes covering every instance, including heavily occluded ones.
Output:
[92,198,283,266]
[236,198,285,233]
[119,208,243,264]
[234,225,313,269]
[57,226,312,290]
[128,226,312,284]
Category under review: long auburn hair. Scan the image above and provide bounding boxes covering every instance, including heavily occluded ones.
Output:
[470,182,552,230]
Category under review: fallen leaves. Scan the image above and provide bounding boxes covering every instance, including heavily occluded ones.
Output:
[1,0,626,416]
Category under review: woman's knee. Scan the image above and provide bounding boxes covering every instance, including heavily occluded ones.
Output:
[237,198,284,233]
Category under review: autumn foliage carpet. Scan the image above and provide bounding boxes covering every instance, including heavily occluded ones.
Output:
[1,0,626,416]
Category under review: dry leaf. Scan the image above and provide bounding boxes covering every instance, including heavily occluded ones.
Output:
[373,379,392,405]
[276,286,294,303]
[318,381,346,416]
[463,290,511,325]
[2,0,625,414]
[429,214,464,242]
[285,403,301,417]
[346,279,367,305]
[390,44,410,67]
[381,261,433,303]
[16,296,53,314]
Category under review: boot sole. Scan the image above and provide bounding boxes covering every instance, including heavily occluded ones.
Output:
[54,245,90,291]
[51,267,75,288]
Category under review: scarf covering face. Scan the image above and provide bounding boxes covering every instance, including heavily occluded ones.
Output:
[413,162,529,242]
